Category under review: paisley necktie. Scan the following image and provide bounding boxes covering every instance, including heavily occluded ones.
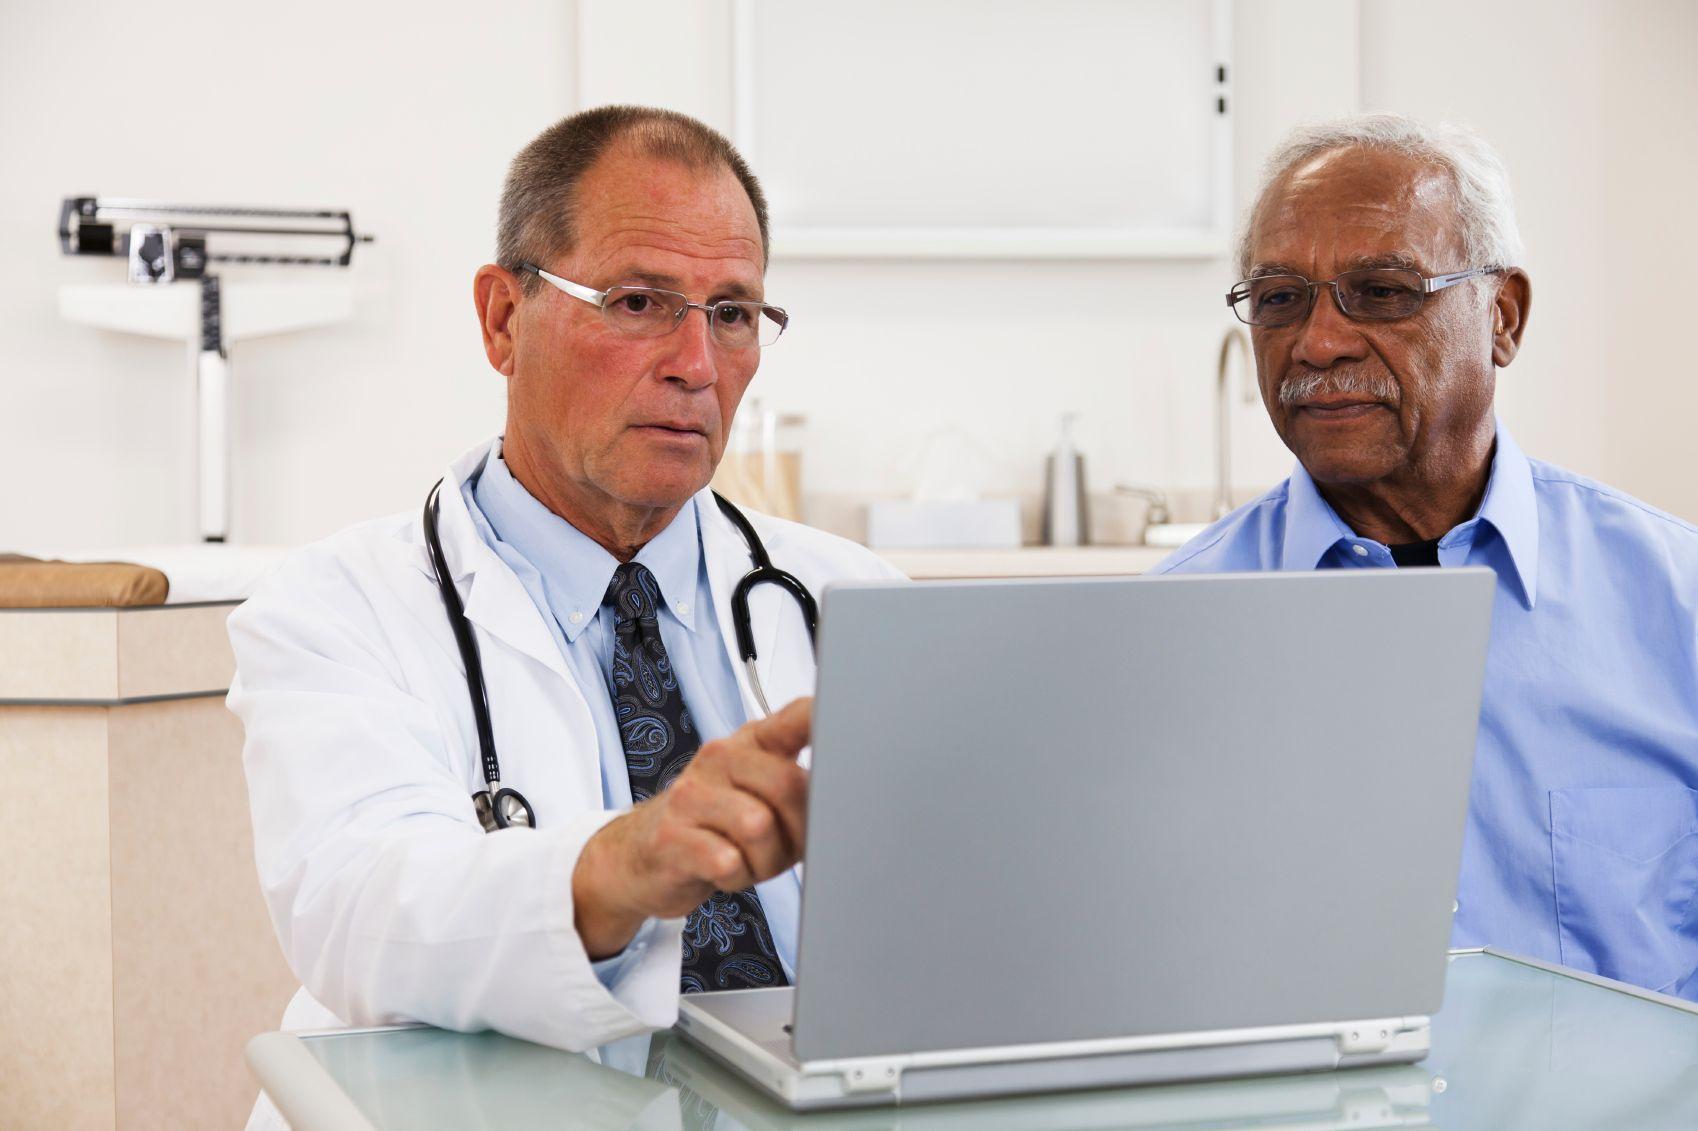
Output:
[604,561,788,992]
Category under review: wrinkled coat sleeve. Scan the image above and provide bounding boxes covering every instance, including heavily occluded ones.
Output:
[227,546,681,1051]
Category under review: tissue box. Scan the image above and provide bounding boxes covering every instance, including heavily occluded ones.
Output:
[866,500,1022,549]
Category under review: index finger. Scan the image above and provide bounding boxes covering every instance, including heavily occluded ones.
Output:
[747,696,812,760]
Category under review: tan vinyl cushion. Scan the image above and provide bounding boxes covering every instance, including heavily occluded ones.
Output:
[0,555,170,608]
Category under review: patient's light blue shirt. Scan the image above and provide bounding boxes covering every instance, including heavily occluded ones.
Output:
[1154,425,1698,999]
[460,448,803,982]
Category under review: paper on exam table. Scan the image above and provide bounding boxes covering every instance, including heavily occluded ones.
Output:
[14,544,291,604]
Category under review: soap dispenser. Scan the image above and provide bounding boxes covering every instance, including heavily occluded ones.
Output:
[1042,413,1089,546]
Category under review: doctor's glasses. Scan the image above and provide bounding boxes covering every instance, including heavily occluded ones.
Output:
[518,261,789,348]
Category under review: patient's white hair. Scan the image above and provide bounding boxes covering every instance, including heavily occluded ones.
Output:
[1240,114,1525,277]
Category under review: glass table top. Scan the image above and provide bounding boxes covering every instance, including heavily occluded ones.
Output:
[270,952,1698,1130]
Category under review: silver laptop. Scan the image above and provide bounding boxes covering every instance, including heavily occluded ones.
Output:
[676,570,1494,1110]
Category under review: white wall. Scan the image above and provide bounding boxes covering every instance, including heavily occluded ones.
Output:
[1359,0,1698,520]
[571,0,1356,535]
[0,0,571,547]
[3,0,1695,550]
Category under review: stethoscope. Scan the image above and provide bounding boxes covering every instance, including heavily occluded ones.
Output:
[422,480,819,832]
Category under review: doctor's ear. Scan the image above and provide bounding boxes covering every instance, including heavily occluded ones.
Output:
[473,264,525,377]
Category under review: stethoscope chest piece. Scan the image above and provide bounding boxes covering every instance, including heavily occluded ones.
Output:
[473,786,536,833]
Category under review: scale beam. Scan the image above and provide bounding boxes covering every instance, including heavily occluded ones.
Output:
[57,195,371,541]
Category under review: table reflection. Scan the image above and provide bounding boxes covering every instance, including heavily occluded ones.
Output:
[307,1025,1437,1130]
[294,954,1698,1131]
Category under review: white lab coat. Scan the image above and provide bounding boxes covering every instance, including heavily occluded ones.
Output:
[230,439,901,1127]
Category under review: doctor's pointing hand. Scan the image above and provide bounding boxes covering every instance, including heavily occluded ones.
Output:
[575,697,813,956]
[229,107,901,1131]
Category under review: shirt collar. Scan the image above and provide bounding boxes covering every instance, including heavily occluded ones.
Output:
[1280,420,1540,608]
[632,497,704,633]
[1468,424,1540,608]
[1281,462,1359,572]
[472,446,703,641]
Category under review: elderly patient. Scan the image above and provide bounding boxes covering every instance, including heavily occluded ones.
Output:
[1157,114,1698,998]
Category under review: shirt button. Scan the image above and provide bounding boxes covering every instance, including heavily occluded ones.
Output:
[1352,544,1369,557]
[568,611,584,625]
[676,602,691,617]
[1452,900,1460,914]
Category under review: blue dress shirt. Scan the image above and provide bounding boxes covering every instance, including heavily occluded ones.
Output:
[459,448,804,983]
[1154,424,1698,999]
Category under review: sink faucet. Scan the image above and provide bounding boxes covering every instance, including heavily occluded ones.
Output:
[1215,326,1253,520]
[1113,484,1171,527]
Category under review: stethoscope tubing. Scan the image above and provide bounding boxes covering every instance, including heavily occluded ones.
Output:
[424,480,817,831]
[713,492,819,715]
[422,482,501,789]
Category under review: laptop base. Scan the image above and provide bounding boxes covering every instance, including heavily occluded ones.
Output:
[676,988,1431,1111]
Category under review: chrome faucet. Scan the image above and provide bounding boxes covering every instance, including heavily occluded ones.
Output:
[1113,484,1171,527]
[1215,327,1253,520]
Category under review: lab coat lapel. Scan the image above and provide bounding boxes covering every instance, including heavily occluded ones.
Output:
[423,442,602,808]
[430,456,573,684]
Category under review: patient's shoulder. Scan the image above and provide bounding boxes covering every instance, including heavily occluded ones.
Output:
[1151,482,1292,575]
[1530,459,1698,559]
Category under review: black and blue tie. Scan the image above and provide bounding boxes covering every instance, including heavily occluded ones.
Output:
[604,561,788,993]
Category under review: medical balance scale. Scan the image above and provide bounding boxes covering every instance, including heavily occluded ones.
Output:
[57,197,373,541]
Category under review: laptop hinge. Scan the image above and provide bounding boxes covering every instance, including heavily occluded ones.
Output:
[1334,1018,1408,1055]
[838,1059,903,1094]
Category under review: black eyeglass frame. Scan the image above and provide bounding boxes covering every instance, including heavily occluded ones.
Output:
[1225,265,1505,327]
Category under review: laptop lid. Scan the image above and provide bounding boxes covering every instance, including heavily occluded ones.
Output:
[792,569,1494,1063]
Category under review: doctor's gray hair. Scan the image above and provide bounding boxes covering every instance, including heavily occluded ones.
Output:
[1240,114,1525,277]
[496,105,770,296]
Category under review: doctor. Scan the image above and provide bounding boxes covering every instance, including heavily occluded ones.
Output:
[228,104,902,1070]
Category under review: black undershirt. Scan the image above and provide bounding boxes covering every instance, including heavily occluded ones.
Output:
[1388,538,1442,568]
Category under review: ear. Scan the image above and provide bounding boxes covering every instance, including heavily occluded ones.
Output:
[473,264,524,377]
[1490,268,1531,368]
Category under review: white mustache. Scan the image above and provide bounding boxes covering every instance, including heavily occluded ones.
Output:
[1277,368,1400,407]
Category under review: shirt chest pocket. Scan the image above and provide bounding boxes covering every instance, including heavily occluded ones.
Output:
[1551,787,1698,996]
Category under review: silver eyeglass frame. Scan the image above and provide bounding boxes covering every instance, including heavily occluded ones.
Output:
[1226,265,1506,327]
[516,260,788,346]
